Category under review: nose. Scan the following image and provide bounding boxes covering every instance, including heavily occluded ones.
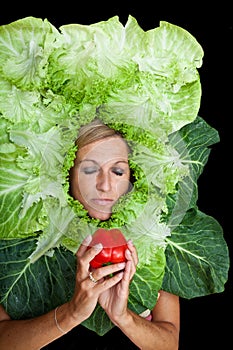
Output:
[96,170,111,192]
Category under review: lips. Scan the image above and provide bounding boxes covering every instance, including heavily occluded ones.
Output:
[91,198,114,206]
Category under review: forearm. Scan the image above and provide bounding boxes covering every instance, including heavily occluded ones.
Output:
[114,309,179,350]
[0,303,82,350]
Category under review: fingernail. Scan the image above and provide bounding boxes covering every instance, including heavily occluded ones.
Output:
[83,235,92,245]
[94,243,103,250]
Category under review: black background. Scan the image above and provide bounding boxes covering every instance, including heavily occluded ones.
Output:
[1,2,232,349]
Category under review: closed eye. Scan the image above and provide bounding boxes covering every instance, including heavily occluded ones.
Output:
[81,166,99,175]
[111,167,125,176]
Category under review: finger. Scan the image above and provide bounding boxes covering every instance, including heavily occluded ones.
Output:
[92,262,126,281]
[127,239,136,254]
[115,260,132,291]
[76,235,92,257]
[87,263,126,289]
[77,243,103,275]
[126,240,138,265]
[76,238,103,279]
[124,250,136,278]
[97,270,125,291]
[88,271,98,284]
[124,244,137,280]
[85,243,103,264]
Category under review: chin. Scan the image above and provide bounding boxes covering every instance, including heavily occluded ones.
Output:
[90,210,112,221]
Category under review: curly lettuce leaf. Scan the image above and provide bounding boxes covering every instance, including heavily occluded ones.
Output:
[0,15,229,337]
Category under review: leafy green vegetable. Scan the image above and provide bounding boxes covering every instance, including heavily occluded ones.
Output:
[0,15,229,336]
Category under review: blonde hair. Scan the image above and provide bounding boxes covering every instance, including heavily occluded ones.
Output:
[76,118,126,149]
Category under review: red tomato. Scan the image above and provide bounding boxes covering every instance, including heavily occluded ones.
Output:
[88,228,128,268]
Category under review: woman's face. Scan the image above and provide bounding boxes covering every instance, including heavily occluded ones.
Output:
[70,136,131,220]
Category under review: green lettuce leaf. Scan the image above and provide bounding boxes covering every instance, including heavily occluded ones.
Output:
[0,15,229,336]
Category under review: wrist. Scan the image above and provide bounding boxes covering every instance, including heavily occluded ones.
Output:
[54,302,82,334]
[54,306,68,334]
[111,309,133,328]
[66,300,88,325]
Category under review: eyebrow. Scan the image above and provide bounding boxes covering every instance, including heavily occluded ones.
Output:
[79,159,128,165]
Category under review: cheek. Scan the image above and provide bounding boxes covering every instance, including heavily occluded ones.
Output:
[115,177,132,197]
[69,170,85,201]
[74,174,95,201]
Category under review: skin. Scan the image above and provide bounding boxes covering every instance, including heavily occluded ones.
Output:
[69,137,131,221]
[0,136,180,350]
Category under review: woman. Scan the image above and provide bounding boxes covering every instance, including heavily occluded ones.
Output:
[0,119,180,350]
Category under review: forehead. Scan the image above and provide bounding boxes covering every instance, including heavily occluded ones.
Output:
[77,136,129,163]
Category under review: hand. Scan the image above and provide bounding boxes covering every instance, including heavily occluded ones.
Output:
[68,235,126,322]
[98,240,138,323]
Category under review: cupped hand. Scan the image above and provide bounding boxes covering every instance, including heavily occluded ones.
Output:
[68,235,127,323]
[98,240,138,323]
